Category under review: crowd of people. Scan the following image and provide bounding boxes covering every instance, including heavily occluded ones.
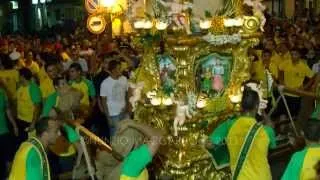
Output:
[0,14,319,180]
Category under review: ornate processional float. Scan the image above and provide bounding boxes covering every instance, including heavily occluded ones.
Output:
[124,0,266,179]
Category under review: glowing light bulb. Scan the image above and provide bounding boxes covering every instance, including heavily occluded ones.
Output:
[199,20,211,29]
[156,21,168,30]
[101,0,116,7]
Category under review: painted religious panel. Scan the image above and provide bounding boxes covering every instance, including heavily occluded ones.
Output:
[157,54,176,96]
[196,53,232,97]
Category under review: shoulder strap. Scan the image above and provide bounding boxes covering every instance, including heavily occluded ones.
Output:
[232,123,262,180]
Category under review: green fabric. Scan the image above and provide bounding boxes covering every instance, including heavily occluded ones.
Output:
[62,124,80,143]
[281,148,307,180]
[209,116,237,145]
[29,81,42,105]
[41,92,58,117]
[84,79,96,97]
[311,102,320,120]
[233,123,262,180]
[263,126,277,149]
[69,78,96,97]
[121,144,152,177]
[26,147,43,180]
[41,93,80,143]
[0,88,9,135]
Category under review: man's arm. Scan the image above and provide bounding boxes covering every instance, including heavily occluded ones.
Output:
[127,122,163,156]
[101,96,111,125]
[278,70,284,85]
[206,117,237,149]
[7,107,18,136]
[30,83,42,130]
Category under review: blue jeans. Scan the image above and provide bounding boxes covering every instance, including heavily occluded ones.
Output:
[109,113,126,136]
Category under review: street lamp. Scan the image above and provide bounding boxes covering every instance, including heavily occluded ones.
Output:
[101,0,116,8]
[32,0,38,5]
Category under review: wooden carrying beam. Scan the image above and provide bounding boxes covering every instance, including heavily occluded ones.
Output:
[65,119,124,161]
[283,87,318,98]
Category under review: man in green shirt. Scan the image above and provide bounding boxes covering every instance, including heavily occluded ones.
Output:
[282,120,320,180]
[10,117,60,180]
[206,85,276,180]
[0,86,18,179]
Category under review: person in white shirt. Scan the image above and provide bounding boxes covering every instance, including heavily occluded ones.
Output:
[100,60,128,136]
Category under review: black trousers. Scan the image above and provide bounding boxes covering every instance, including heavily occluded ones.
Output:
[0,133,16,179]
[16,120,30,145]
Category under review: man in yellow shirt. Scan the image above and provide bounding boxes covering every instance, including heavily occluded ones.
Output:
[207,84,276,180]
[17,68,42,144]
[264,39,281,66]
[69,63,96,125]
[282,120,320,180]
[40,62,58,100]
[251,50,279,113]
[275,43,292,66]
[21,51,40,76]
[278,48,316,117]
[0,54,19,105]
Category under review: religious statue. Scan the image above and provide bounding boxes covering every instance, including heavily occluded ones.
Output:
[243,0,266,31]
[202,68,212,94]
[173,100,192,136]
[159,55,176,95]
[129,82,145,112]
[156,0,193,34]
[212,59,225,94]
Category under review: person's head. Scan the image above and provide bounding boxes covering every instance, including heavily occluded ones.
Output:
[19,67,33,84]
[303,120,320,144]
[53,76,69,94]
[290,48,301,64]
[26,51,33,62]
[241,84,260,114]
[0,53,14,69]
[35,117,60,146]
[103,52,119,72]
[69,63,82,80]
[265,39,275,50]
[262,50,272,64]
[45,62,58,80]
[108,60,121,78]
[278,43,289,54]
[248,51,259,62]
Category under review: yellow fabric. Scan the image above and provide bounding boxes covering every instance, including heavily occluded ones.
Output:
[227,117,272,180]
[279,60,315,97]
[120,169,148,180]
[21,61,40,75]
[273,52,292,67]
[300,147,320,180]
[40,77,55,99]
[17,86,34,122]
[38,67,48,82]
[58,144,77,157]
[70,81,90,106]
[251,59,278,98]
[61,52,70,62]
[0,69,19,100]
[9,142,33,180]
[51,96,77,157]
